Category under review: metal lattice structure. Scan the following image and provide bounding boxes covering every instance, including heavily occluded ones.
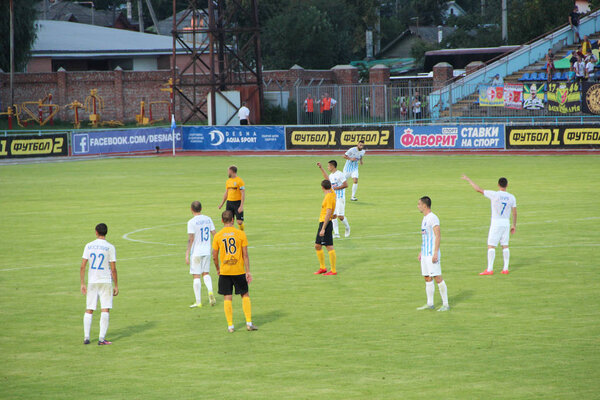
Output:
[171,0,263,124]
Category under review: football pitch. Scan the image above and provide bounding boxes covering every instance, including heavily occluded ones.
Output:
[1,154,599,399]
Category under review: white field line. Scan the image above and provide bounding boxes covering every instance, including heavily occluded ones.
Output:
[2,216,599,273]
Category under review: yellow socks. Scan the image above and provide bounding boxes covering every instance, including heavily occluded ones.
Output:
[239,223,245,231]
[329,250,337,273]
[224,299,233,327]
[316,249,325,269]
[242,296,252,323]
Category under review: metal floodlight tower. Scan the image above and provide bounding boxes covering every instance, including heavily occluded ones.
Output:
[171,0,263,124]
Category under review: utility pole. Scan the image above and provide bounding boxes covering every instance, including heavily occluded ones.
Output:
[138,0,144,32]
[481,0,485,16]
[501,0,507,43]
[9,0,14,107]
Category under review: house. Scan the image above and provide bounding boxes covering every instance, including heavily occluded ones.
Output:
[26,20,194,73]
[377,26,457,60]
[575,0,591,13]
[36,0,136,30]
[444,1,467,20]
[148,9,208,39]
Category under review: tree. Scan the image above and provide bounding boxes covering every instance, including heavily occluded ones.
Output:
[0,0,38,72]
[507,0,573,45]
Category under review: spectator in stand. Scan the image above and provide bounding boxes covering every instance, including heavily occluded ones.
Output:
[568,63,577,83]
[585,55,596,81]
[321,93,337,125]
[400,102,408,119]
[574,54,586,84]
[545,49,555,83]
[304,94,315,124]
[238,102,250,125]
[569,5,581,44]
[412,96,422,120]
[582,35,592,56]
[491,74,504,86]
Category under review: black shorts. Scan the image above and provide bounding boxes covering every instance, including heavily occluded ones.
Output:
[226,200,244,221]
[218,274,249,296]
[240,119,249,125]
[315,221,334,246]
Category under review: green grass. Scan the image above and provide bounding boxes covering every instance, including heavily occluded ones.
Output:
[1,154,599,399]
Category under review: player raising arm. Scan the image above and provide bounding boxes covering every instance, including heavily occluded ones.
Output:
[80,223,118,345]
[317,160,350,238]
[462,175,517,275]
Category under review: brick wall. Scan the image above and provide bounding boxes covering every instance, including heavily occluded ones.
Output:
[0,65,365,124]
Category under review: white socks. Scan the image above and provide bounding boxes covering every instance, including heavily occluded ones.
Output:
[438,281,449,306]
[425,281,435,306]
[332,219,339,235]
[203,274,214,293]
[83,313,92,339]
[193,278,202,303]
[352,184,358,198]
[342,218,350,230]
[487,248,496,271]
[99,312,109,341]
[503,248,510,271]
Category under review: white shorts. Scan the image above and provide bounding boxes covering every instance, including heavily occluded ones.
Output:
[190,255,211,274]
[86,283,113,310]
[334,196,346,216]
[421,255,442,277]
[488,224,510,246]
[344,170,359,180]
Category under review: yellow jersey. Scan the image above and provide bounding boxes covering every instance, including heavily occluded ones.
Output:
[319,191,337,222]
[226,176,245,201]
[212,227,248,275]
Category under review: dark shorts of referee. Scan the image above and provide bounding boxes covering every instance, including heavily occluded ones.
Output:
[315,221,334,246]
[226,200,244,221]
[218,274,249,296]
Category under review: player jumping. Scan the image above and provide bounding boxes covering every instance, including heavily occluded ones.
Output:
[343,140,366,201]
[462,175,517,275]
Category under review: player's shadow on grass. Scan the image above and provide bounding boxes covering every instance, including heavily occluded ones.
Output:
[255,309,287,326]
[110,321,157,341]
[449,289,474,306]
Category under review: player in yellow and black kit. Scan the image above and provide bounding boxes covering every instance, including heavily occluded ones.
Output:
[218,165,246,231]
[212,210,257,332]
[314,180,338,276]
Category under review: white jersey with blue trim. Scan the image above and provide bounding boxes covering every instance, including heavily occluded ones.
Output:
[421,212,440,257]
[484,190,517,226]
[343,147,366,173]
[82,239,116,284]
[329,170,347,199]
[188,215,216,256]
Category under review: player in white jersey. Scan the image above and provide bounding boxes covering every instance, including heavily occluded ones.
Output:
[317,160,350,238]
[462,175,518,275]
[80,223,118,345]
[186,201,217,308]
[343,140,366,201]
[417,196,449,311]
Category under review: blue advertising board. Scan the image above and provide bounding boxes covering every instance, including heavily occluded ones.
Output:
[183,126,285,151]
[72,128,182,155]
[394,125,505,149]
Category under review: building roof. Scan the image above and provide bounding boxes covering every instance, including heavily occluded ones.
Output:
[377,26,457,58]
[31,20,185,58]
[445,1,467,18]
[36,0,133,29]
[149,9,207,36]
